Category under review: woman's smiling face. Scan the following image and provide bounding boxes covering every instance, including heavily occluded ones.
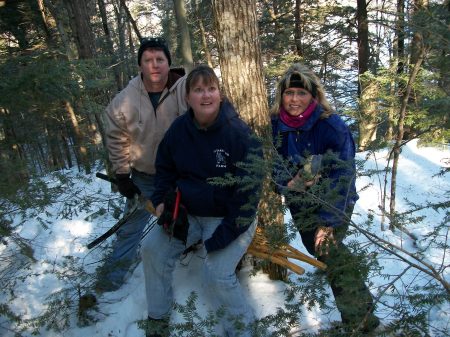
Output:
[282,87,313,116]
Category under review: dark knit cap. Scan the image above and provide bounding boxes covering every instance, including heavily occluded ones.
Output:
[284,73,318,98]
[138,37,171,66]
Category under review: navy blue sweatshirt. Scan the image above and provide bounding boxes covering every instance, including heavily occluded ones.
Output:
[152,99,263,252]
[272,104,359,228]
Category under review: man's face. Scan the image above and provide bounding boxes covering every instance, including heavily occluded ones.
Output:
[139,49,170,87]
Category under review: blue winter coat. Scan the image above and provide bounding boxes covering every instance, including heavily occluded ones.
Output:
[271,104,358,228]
[152,99,263,252]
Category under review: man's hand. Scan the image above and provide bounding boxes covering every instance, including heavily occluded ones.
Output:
[115,173,141,199]
[156,191,189,244]
[314,226,336,256]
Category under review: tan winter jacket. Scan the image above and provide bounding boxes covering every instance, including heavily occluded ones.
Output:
[105,70,187,175]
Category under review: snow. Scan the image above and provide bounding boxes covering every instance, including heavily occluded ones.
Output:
[1,139,449,336]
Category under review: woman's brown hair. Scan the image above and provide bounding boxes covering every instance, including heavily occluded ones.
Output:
[185,64,221,95]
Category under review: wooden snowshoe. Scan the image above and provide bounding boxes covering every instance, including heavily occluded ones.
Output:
[247,227,327,275]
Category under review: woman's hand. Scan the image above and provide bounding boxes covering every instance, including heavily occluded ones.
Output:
[314,226,336,256]
[155,203,165,217]
[287,171,321,189]
[287,171,302,188]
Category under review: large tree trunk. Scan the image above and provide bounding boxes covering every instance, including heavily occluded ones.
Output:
[98,0,123,91]
[173,0,194,71]
[194,0,213,67]
[37,0,56,46]
[389,0,428,230]
[212,0,268,129]
[64,101,91,173]
[44,0,76,59]
[62,0,95,59]
[113,0,130,87]
[119,0,142,40]
[386,0,406,141]
[356,0,377,150]
[212,0,286,280]
[294,0,303,56]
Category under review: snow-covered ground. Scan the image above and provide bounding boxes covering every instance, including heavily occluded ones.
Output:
[1,139,449,336]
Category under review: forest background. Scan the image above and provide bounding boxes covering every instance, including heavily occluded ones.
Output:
[0,0,449,336]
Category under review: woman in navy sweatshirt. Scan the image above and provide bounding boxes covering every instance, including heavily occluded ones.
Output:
[141,65,262,337]
[271,63,379,333]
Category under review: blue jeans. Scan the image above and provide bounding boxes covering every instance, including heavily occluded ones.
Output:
[141,216,257,337]
[97,170,155,291]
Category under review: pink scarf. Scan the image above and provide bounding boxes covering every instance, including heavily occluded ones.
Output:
[279,100,317,128]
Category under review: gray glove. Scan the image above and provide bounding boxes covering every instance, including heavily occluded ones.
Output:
[301,154,322,181]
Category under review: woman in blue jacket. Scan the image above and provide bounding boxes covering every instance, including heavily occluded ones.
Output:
[141,65,262,337]
[271,63,379,333]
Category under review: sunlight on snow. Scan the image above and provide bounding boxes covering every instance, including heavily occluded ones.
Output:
[60,219,92,237]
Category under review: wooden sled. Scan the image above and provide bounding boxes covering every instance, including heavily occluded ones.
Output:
[247,227,326,275]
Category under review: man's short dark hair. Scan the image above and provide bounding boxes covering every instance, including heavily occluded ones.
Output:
[138,37,171,66]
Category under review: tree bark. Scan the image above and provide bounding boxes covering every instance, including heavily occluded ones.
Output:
[356,0,377,150]
[212,0,286,280]
[385,0,406,141]
[119,0,142,40]
[389,0,428,229]
[64,101,91,173]
[294,0,303,56]
[62,0,95,59]
[37,0,56,45]
[194,0,213,67]
[173,0,194,71]
[43,0,76,59]
[212,0,269,130]
[98,0,123,90]
[389,52,425,230]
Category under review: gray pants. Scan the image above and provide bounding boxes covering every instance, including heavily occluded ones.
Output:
[141,216,257,337]
[97,170,155,291]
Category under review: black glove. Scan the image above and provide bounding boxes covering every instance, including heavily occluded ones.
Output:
[115,173,141,199]
[157,190,189,244]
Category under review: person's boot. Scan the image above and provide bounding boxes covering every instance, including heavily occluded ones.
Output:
[145,316,169,337]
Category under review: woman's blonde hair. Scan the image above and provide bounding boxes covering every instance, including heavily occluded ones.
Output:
[270,63,333,118]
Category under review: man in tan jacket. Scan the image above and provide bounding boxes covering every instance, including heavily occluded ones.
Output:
[98,37,187,292]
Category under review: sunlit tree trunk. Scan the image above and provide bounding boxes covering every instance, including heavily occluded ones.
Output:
[386,0,406,141]
[62,0,95,59]
[37,0,56,45]
[98,0,123,91]
[194,0,213,67]
[212,0,286,280]
[43,0,76,59]
[389,0,428,231]
[357,0,377,150]
[64,101,91,173]
[212,0,268,129]
[119,0,142,40]
[173,0,194,71]
[294,0,303,56]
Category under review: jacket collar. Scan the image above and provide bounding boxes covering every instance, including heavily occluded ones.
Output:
[277,103,323,133]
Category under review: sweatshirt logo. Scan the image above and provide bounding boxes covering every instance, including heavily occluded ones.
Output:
[214,149,229,168]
